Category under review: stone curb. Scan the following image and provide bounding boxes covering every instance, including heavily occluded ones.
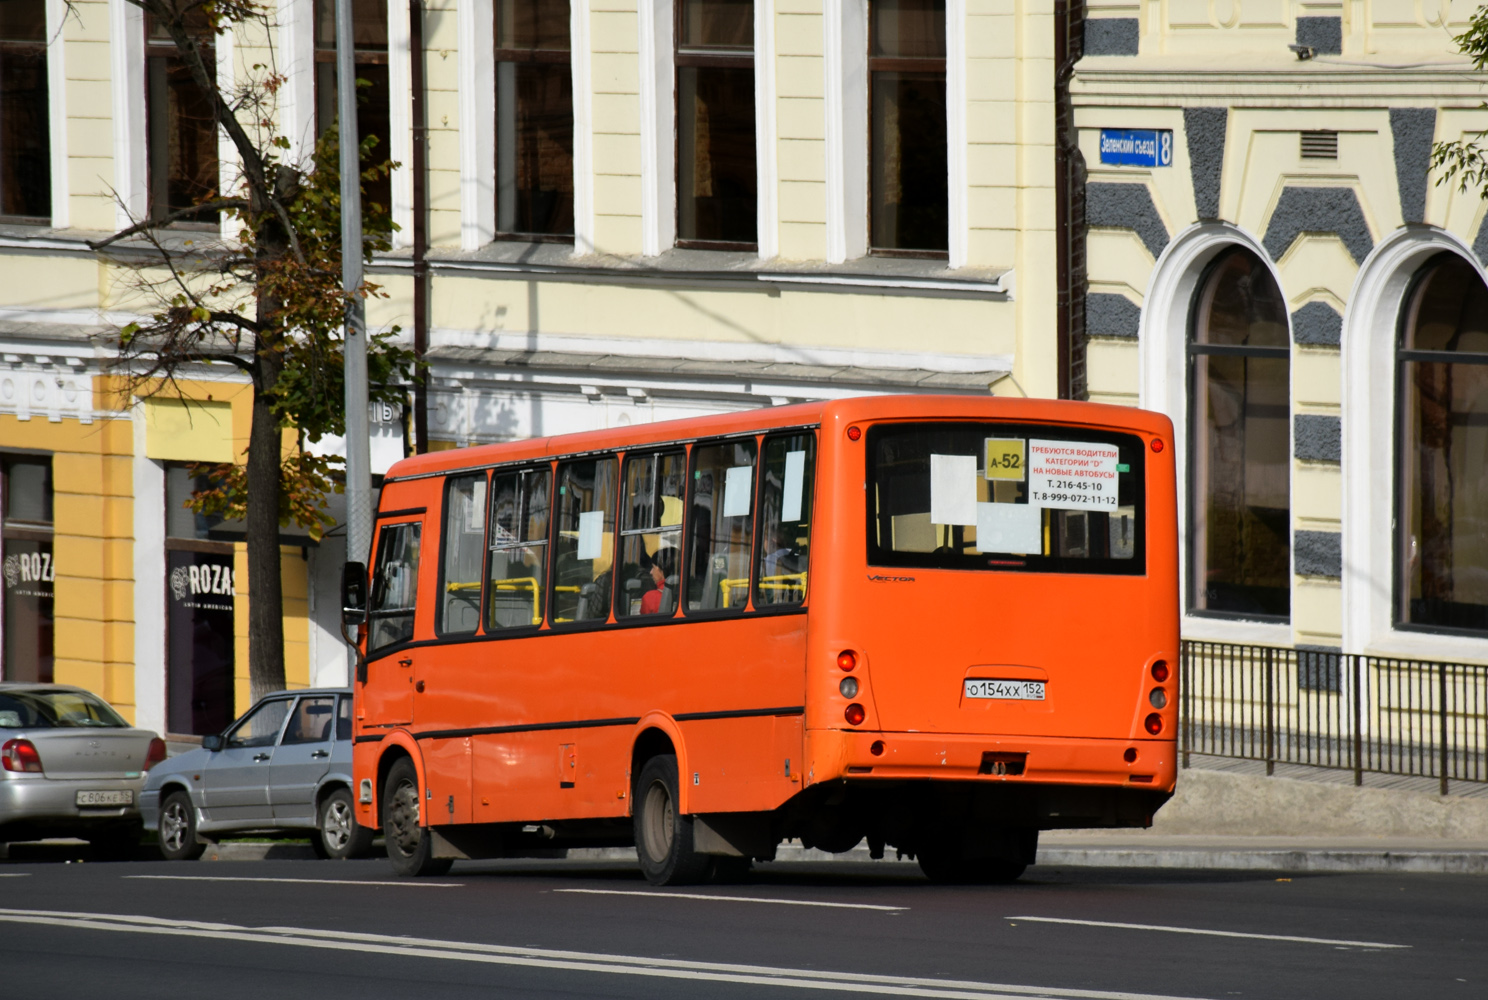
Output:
[198,841,1488,873]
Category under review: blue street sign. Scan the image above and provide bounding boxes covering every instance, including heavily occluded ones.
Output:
[1099,129,1174,167]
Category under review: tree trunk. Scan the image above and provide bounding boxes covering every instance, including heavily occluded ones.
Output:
[245,340,287,704]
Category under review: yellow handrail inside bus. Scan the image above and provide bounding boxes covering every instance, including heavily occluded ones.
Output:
[490,576,542,625]
[719,573,807,605]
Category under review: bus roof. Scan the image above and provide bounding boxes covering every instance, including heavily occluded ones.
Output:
[382,394,1169,482]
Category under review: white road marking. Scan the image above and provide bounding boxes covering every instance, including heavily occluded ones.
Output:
[123,875,461,888]
[1005,916,1409,950]
[0,907,1218,1000]
[556,887,907,912]
[0,873,31,877]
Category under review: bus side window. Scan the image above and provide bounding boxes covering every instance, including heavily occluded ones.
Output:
[439,473,487,635]
[368,521,421,653]
[686,439,757,613]
[553,457,618,624]
[487,469,550,630]
[616,450,685,619]
[755,433,814,606]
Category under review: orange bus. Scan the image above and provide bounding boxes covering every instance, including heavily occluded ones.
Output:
[343,394,1178,884]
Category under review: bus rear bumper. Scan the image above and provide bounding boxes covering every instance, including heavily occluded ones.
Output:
[809,729,1177,793]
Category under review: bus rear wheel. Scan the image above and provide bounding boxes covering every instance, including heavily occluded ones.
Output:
[634,754,712,886]
[382,758,454,877]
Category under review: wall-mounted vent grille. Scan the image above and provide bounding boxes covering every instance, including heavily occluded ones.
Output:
[1301,131,1339,159]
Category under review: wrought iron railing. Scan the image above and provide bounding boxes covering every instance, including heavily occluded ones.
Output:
[1179,641,1488,794]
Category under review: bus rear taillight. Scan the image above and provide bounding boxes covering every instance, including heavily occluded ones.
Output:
[1149,688,1167,709]
[839,677,859,698]
[1144,713,1163,735]
[845,703,866,726]
[1151,660,1169,683]
[837,650,857,672]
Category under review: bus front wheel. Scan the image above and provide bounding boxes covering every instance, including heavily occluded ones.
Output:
[382,758,454,878]
[634,754,712,886]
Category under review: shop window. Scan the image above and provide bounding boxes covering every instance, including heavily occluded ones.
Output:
[164,465,235,736]
[868,0,946,256]
[0,0,50,223]
[315,0,392,213]
[487,468,549,629]
[676,0,756,248]
[616,450,685,619]
[552,457,617,624]
[1,456,53,683]
[494,0,574,239]
[686,439,756,612]
[1396,252,1488,633]
[146,10,219,225]
[1188,246,1291,619]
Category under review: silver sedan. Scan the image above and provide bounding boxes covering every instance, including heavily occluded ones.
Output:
[142,688,373,860]
[0,683,165,858]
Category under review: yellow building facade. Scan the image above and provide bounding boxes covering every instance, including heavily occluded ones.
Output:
[0,0,1067,732]
[1073,2,1488,661]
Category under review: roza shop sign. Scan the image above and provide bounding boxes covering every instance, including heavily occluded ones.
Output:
[1099,129,1173,168]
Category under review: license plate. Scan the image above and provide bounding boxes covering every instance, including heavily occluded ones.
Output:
[76,790,133,807]
[964,679,1045,701]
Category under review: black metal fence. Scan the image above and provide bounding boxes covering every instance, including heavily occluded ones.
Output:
[1179,641,1488,794]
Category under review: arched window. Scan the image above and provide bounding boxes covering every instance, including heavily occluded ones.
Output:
[1396,252,1488,633]
[1189,246,1291,619]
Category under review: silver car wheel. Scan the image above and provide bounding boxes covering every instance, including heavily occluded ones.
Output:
[161,799,190,853]
[322,797,353,851]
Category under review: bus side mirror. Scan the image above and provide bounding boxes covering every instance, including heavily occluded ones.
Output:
[202,734,224,752]
[341,562,367,627]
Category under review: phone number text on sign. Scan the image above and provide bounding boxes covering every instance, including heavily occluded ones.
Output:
[1028,439,1120,511]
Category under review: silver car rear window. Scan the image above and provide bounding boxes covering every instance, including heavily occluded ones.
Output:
[0,690,128,729]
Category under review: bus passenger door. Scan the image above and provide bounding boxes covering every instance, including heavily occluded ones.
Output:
[363,520,422,727]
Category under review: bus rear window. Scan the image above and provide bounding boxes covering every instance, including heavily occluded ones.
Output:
[866,422,1145,575]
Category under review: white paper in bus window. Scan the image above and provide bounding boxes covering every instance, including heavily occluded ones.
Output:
[930,454,977,526]
[781,450,806,521]
[466,479,486,533]
[723,465,753,518]
[1027,439,1120,511]
[576,509,604,561]
[976,502,1042,554]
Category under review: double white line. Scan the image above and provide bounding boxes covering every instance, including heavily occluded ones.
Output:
[0,907,1209,1000]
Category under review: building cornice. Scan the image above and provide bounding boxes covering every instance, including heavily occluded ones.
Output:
[1073,55,1488,107]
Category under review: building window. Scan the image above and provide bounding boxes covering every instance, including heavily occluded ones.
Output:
[1,456,53,683]
[1396,252,1488,634]
[494,0,573,239]
[1189,246,1291,619]
[164,465,235,736]
[315,0,392,213]
[0,0,49,223]
[676,0,756,248]
[145,11,219,225]
[868,0,946,256]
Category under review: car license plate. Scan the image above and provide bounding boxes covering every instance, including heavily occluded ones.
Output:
[76,790,133,807]
[964,679,1045,701]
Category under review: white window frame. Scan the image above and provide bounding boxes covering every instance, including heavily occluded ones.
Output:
[638,0,675,256]
[388,0,413,247]
[111,0,147,228]
[753,0,777,260]
[1341,225,1488,664]
[45,0,68,227]
[945,0,966,267]
[823,0,865,264]
[1139,220,1295,646]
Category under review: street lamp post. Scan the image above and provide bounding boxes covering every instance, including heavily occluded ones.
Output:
[337,0,371,590]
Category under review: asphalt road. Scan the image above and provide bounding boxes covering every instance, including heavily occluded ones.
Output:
[0,851,1482,1000]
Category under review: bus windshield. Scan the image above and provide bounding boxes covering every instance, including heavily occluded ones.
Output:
[866,422,1145,574]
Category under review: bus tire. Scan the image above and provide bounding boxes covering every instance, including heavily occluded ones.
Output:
[382,757,454,877]
[634,754,712,886]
